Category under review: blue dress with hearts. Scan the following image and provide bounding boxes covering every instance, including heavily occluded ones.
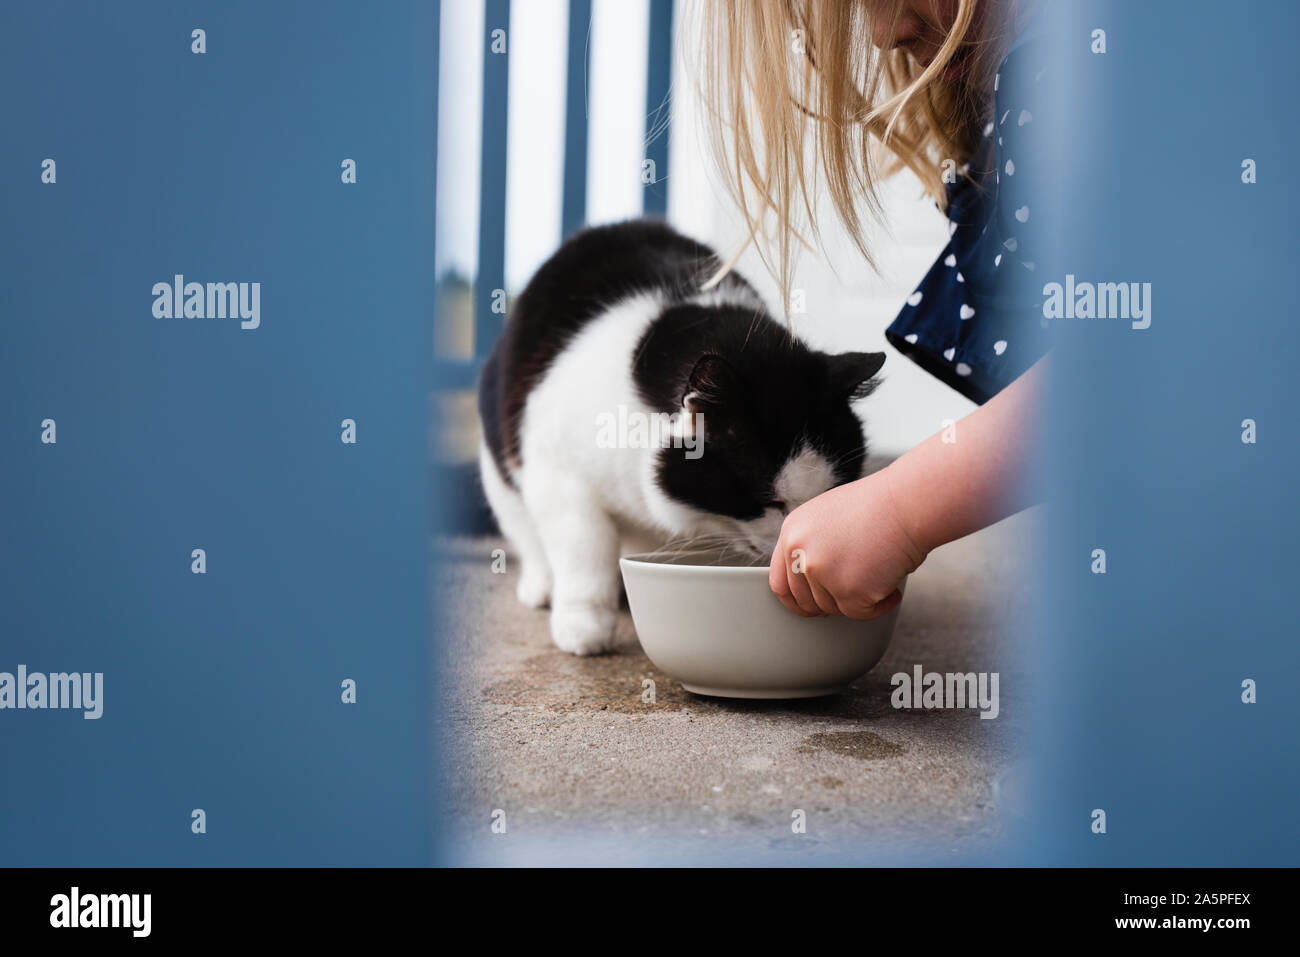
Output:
[885,27,1052,405]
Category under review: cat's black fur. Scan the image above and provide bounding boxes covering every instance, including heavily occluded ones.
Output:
[478,219,885,517]
[634,301,884,521]
[479,220,727,486]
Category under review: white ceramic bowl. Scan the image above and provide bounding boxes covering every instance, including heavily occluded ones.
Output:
[620,548,904,699]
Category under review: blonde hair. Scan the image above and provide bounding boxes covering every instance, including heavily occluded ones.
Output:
[698,0,1016,306]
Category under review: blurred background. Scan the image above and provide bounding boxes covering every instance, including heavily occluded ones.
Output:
[433,0,974,530]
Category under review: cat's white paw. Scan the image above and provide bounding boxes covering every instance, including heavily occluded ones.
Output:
[550,603,617,656]
[516,568,552,608]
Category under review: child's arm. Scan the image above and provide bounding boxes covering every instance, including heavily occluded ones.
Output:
[769,356,1047,619]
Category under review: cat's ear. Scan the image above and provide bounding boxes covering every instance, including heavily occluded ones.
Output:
[683,353,737,414]
[827,351,886,401]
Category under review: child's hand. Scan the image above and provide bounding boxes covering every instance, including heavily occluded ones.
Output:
[768,465,924,620]
[769,359,1045,619]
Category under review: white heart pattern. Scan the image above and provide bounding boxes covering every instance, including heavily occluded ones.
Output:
[943,347,956,361]
[1018,110,1032,126]
[1004,237,1018,251]
[994,253,1002,267]
[1005,159,1015,175]
[955,363,972,377]
[907,291,923,306]
[993,340,1007,355]
[944,253,957,267]
[960,304,976,320]
[957,272,965,283]
[905,333,919,344]
[1015,206,1030,223]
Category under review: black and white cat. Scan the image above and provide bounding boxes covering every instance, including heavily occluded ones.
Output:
[477,220,886,655]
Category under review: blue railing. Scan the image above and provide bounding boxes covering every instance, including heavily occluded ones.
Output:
[562,0,593,238]
[434,0,675,391]
[473,0,511,376]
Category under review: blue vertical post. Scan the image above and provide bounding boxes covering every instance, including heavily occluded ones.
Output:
[475,0,511,358]
[431,0,441,362]
[561,0,592,238]
[642,0,674,216]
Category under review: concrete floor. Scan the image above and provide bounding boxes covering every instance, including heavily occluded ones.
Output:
[435,506,1040,865]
